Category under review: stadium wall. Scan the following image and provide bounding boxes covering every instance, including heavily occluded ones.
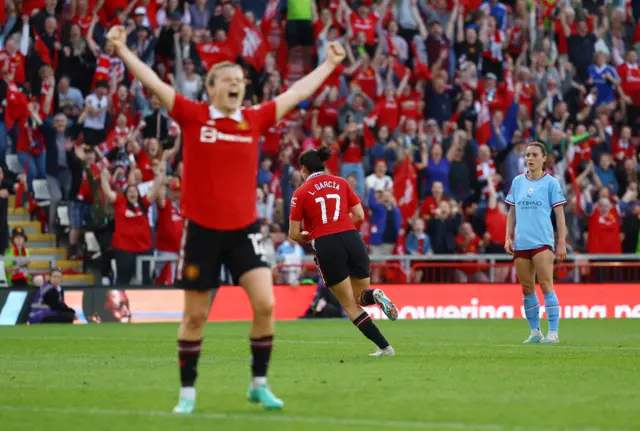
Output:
[1,284,640,325]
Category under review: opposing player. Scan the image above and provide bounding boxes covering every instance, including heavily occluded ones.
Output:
[504,142,567,344]
[289,146,397,356]
[106,26,348,414]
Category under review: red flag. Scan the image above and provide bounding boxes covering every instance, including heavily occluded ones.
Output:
[362,125,375,149]
[227,8,269,70]
[34,34,52,65]
[393,157,418,223]
[195,41,236,70]
[4,85,29,130]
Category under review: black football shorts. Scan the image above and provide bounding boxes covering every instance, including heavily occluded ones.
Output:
[176,220,269,290]
[312,230,370,287]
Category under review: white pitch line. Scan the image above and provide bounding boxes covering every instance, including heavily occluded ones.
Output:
[0,335,639,350]
[0,405,631,431]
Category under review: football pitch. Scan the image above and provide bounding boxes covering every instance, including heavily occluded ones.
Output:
[1,319,639,431]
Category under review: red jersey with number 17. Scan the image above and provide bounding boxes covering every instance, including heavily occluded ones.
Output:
[290,172,360,240]
[169,94,277,230]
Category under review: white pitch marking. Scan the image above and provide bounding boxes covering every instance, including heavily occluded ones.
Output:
[0,335,639,350]
[0,405,632,431]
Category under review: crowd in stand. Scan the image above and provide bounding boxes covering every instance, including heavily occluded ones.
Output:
[0,0,639,286]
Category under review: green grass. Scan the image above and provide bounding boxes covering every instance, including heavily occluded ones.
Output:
[1,320,639,431]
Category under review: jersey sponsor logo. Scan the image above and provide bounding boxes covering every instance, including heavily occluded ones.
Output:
[199,126,253,144]
[290,197,298,207]
[517,200,543,209]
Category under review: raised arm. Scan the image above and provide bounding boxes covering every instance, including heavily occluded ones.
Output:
[19,15,29,56]
[274,42,346,121]
[100,169,118,204]
[146,164,166,205]
[87,15,100,56]
[107,26,176,112]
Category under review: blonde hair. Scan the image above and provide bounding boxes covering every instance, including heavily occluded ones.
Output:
[205,61,241,87]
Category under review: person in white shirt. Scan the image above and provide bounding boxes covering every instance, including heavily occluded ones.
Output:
[365,159,394,198]
[81,80,109,146]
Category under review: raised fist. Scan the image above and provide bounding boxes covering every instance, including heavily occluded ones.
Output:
[106,26,127,52]
[326,42,346,66]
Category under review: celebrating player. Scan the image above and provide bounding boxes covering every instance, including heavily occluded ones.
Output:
[504,142,567,344]
[106,26,347,414]
[289,146,397,356]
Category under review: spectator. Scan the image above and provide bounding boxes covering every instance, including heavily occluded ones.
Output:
[17,102,47,192]
[368,189,402,255]
[0,166,19,253]
[100,166,162,285]
[81,80,110,146]
[338,121,367,197]
[276,235,305,286]
[189,0,212,30]
[455,221,487,282]
[5,227,31,286]
[594,152,619,196]
[428,200,461,254]
[405,218,432,282]
[28,269,76,324]
[42,113,74,231]
[67,144,99,258]
[365,159,393,196]
[154,171,183,285]
[57,76,85,123]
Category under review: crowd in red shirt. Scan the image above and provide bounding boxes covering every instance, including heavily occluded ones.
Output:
[1,0,639,286]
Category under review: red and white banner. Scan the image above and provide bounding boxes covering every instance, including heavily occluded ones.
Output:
[228,7,269,70]
[57,284,640,324]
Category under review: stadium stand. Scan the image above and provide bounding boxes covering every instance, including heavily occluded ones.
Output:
[0,0,638,287]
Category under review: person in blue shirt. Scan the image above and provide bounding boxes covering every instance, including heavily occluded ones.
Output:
[505,142,567,344]
[587,51,620,107]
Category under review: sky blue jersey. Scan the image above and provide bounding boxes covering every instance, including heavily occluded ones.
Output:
[505,173,567,251]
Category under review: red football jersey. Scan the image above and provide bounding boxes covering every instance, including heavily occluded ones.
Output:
[111,194,151,253]
[290,172,360,240]
[156,200,184,253]
[169,94,276,230]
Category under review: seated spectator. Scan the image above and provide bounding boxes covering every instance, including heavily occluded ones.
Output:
[5,227,31,286]
[28,269,76,324]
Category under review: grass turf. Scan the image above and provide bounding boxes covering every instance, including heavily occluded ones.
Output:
[0,319,639,431]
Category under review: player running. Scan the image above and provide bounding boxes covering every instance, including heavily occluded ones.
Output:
[106,26,347,414]
[289,146,397,357]
[504,142,567,344]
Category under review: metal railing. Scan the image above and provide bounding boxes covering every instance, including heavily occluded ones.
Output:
[135,253,640,284]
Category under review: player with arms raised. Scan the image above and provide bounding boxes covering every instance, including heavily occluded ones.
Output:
[504,142,567,344]
[105,26,347,414]
[289,146,397,356]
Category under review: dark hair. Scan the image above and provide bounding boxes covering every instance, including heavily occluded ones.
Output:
[299,145,333,174]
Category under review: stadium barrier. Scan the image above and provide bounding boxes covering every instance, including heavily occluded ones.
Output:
[136,254,640,284]
[2,283,639,325]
